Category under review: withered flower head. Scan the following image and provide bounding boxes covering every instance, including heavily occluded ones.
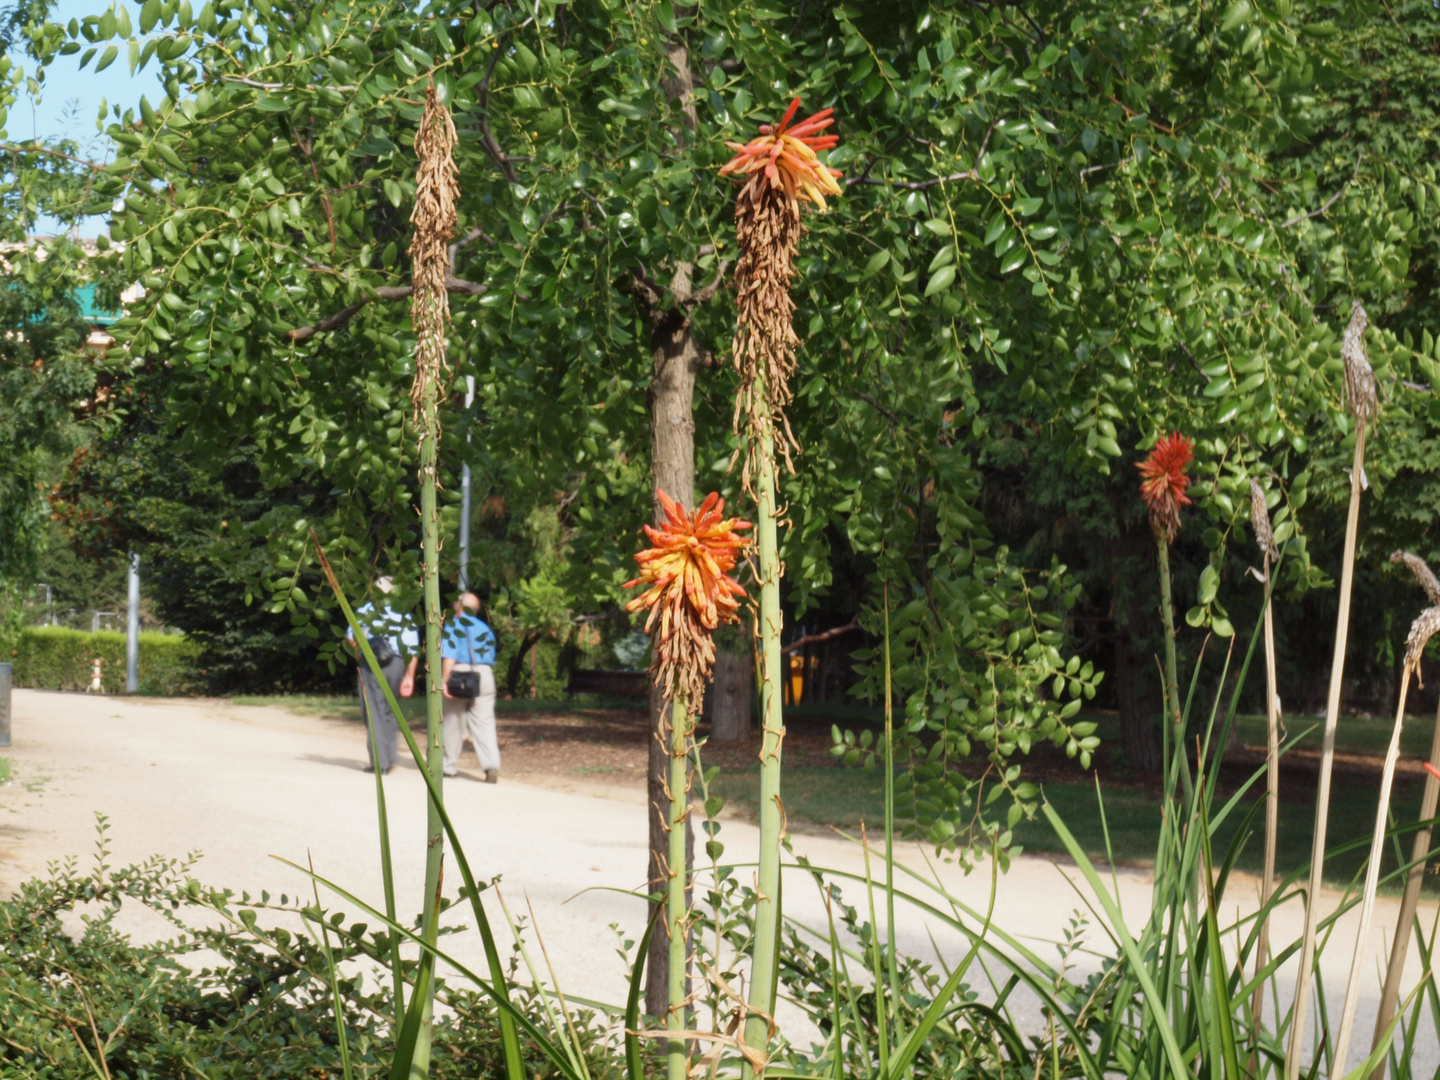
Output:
[1136,432,1194,543]
[625,490,752,707]
[1405,606,1440,682]
[719,96,843,212]
[1391,550,1440,606]
[1249,478,1278,561]
[1342,301,1377,422]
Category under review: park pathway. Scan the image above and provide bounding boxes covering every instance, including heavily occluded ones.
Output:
[1,689,1434,1069]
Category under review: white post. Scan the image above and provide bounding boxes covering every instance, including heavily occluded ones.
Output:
[459,374,475,591]
[125,553,139,693]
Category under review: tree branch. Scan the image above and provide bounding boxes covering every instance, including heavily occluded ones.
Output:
[0,143,106,173]
[1281,154,1362,228]
[448,225,497,273]
[286,277,487,342]
[222,74,357,92]
[782,620,860,656]
[849,170,978,192]
[849,116,995,192]
[684,260,731,308]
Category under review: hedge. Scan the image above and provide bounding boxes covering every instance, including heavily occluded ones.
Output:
[9,627,205,696]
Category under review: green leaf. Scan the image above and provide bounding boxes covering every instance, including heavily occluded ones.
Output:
[599,97,647,121]
[94,44,119,72]
[1197,565,1219,605]
[924,265,955,296]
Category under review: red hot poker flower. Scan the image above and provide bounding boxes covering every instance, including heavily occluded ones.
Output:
[624,490,752,707]
[1136,432,1194,542]
[719,96,843,212]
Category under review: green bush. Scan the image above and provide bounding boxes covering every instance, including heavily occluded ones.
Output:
[0,823,625,1080]
[8,626,205,695]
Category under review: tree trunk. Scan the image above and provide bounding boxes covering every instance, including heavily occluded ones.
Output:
[1114,625,1163,774]
[504,631,539,698]
[708,649,754,742]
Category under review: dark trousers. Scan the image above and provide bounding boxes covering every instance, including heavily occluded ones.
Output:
[358,653,405,770]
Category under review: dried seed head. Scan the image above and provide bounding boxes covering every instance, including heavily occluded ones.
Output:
[1390,550,1440,606]
[730,183,803,486]
[1341,301,1376,422]
[409,83,459,417]
[1405,605,1440,679]
[1249,478,1277,561]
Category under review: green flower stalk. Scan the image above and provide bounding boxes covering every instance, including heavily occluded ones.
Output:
[625,490,751,1080]
[1136,431,1195,809]
[718,95,843,1077]
[405,82,462,1079]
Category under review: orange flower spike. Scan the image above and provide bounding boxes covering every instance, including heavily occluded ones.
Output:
[1136,432,1194,542]
[718,95,844,210]
[624,490,752,627]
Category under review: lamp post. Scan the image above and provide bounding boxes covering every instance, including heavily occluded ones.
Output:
[458,374,474,591]
[125,553,139,693]
[34,582,53,625]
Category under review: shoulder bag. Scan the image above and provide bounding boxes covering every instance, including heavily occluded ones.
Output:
[446,620,481,700]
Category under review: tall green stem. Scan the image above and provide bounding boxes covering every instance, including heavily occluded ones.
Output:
[1155,535,1193,809]
[742,416,785,1078]
[411,370,447,1079]
[666,697,691,1080]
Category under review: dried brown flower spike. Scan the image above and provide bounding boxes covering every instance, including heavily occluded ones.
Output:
[409,83,460,416]
[1391,550,1440,606]
[1406,606,1440,684]
[721,98,843,486]
[1249,478,1278,561]
[1341,301,1376,423]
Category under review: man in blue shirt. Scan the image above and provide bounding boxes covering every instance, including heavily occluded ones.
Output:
[440,589,499,782]
[348,575,420,774]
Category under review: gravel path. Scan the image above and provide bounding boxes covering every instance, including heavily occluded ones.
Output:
[2,689,1434,1070]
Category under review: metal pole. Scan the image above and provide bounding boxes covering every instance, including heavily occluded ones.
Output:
[0,661,11,747]
[458,374,474,591]
[125,553,139,693]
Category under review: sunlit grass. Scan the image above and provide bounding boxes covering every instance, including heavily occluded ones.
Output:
[711,763,1440,892]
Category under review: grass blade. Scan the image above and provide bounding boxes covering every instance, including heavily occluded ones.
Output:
[627,908,661,1080]
[276,855,584,1080]
[1041,801,1191,1080]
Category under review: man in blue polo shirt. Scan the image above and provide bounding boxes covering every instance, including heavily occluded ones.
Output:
[440,589,499,782]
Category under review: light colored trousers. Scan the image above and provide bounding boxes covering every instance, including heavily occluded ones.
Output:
[443,663,499,773]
